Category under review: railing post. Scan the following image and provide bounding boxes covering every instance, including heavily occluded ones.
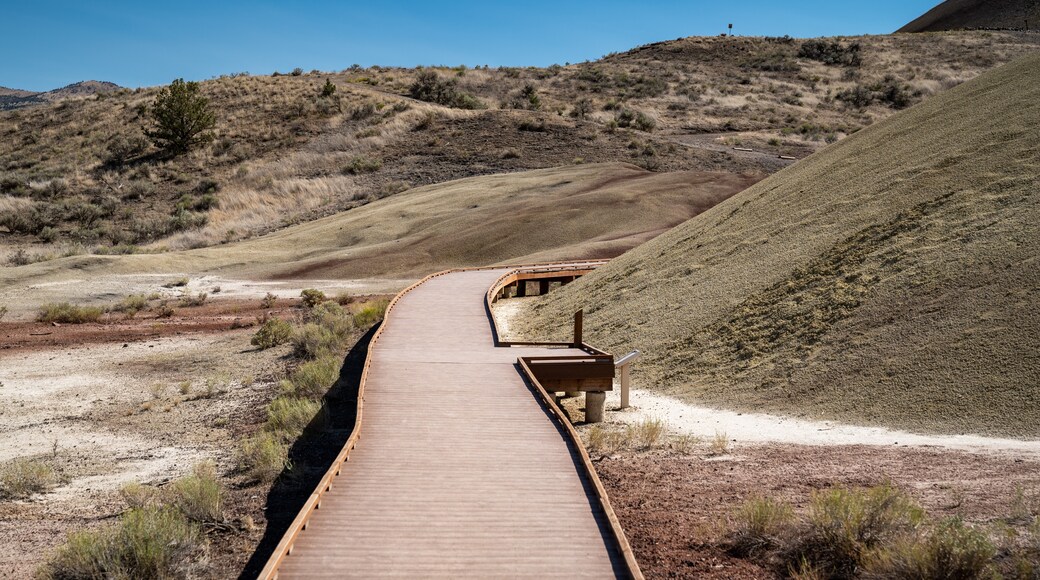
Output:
[620,364,630,410]
[614,350,641,410]
[573,309,583,348]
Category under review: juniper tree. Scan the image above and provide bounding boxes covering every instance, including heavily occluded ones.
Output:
[148,78,216,155]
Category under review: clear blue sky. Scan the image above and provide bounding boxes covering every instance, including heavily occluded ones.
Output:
[3,0,940,92]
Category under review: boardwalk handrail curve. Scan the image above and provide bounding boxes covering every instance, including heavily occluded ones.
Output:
[517,356,644,579]
[258,259,631,579]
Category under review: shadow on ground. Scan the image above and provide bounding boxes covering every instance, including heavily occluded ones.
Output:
[238,324,377,579]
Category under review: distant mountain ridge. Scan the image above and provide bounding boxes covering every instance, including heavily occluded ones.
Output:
[0,80,121,110]
[900,0,1040,32]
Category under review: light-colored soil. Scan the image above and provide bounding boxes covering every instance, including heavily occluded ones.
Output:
[590,387,1040,456]
[0,327,287,578]
[514,54,1040,437]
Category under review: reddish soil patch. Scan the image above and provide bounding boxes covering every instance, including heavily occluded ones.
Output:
[0,295,392,353]
[597,444,1040,578]
[0,298,284,353]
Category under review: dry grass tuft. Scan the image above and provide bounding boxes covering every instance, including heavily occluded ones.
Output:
[585,425,628,456]
[710,431,730,456]
[670,433,701,454]
[626,417,665,450]
[170,462,223,524]
[236,432,289,484]
[0,457,60,499]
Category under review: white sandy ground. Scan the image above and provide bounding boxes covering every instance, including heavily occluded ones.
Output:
[494,298,1040,457]
[0,334,270,498]
[0,273,410,320]
[603,387,1040,457]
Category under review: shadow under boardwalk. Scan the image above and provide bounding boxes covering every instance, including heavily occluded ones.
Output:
[238,324,377,580]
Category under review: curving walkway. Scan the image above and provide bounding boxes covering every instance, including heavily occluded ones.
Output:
[268,268,630,578]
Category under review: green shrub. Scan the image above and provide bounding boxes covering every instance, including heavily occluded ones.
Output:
[284,356,340,399]
[570,98,593,120]
[236,432,289,484]
[41,507,206,579]
[506,84,541,110]
[633,111,656,132]
[170,462,222,524]
[313,301,356,336]
[788,484,924,578]
[343,155,382,175]
[0,305,7,321]
[300,288,326,308]
[728,497,794,557]
[266,397,324,440]
[320,79,336,97]
[408,70,484,109]
[867,517,995,579]
[798,40,862,67]
[37,302,104,324]
[0,457,59,499]
[292,301,357,358]
[836,76,920,110]
[291,323,340,359]
[260,292,277,309]
[251,317,292,349]
[352,298,389,328]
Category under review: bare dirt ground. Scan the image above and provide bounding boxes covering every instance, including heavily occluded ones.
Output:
[0,321,288,577]
[597,444,1040,579]
[0,282,388,578]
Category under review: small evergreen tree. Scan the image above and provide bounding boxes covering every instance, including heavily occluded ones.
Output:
[147,79,216,155]
[320,79,337,97]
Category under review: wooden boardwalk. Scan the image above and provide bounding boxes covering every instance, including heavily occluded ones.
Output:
[268,267,633,578]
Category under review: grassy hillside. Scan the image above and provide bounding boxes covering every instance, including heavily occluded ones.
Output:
[514,54,1040,437]
[0,163,757,312]
[900,0,1040,32]
[2,32,1037,260]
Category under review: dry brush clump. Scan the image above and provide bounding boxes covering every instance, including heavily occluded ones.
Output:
[722,484,1007,579]
[36,302,104,324]
[40,462,224,579]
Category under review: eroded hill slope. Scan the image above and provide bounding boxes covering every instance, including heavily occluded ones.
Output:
[900,0,1040,32]
[515,54,1040,437]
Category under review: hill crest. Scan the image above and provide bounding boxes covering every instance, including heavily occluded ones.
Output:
[900,0,1040,31]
